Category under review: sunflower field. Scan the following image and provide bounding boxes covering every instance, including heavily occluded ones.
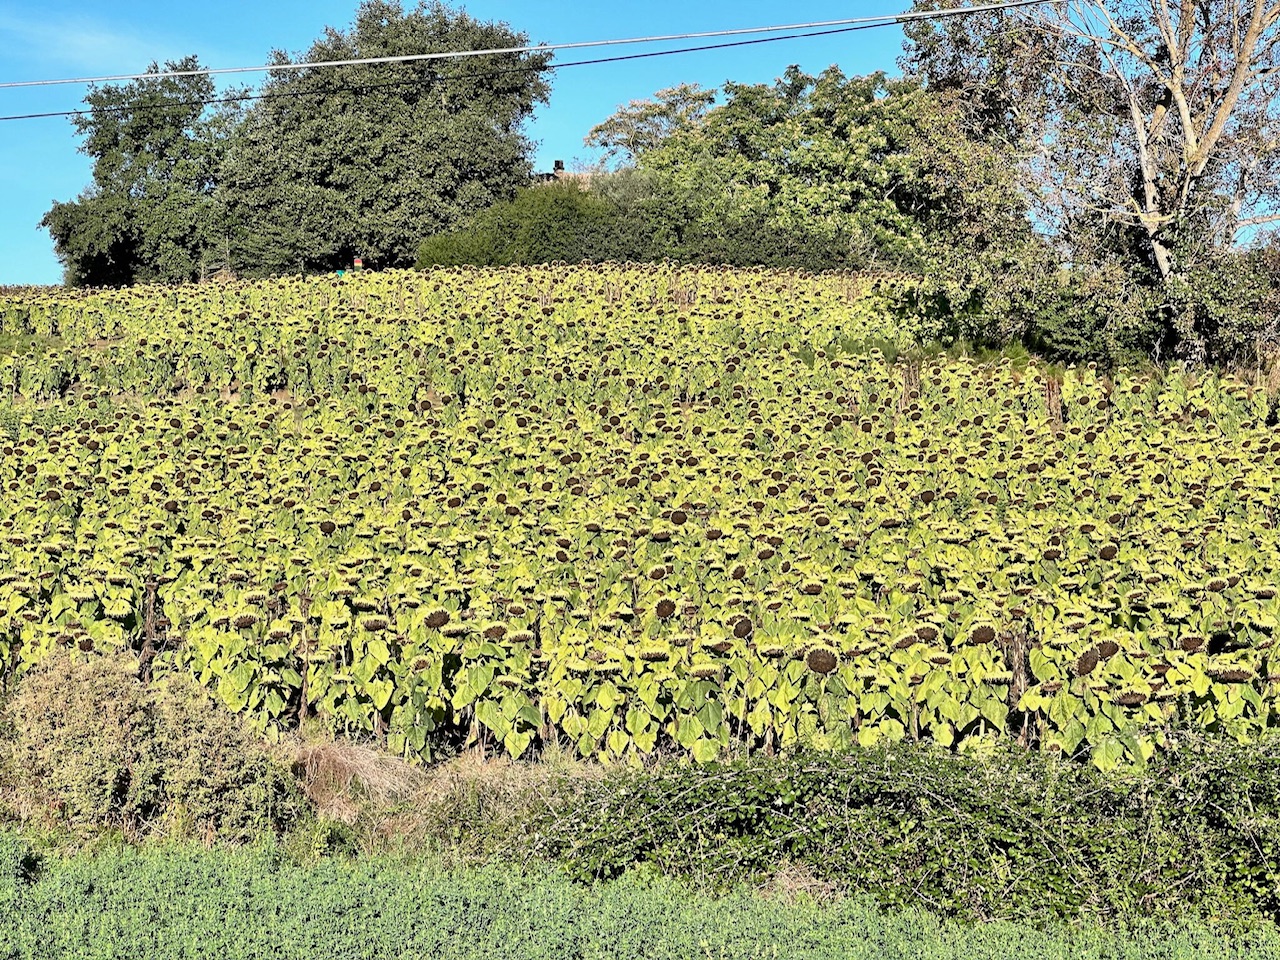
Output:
[0,265,1277,770]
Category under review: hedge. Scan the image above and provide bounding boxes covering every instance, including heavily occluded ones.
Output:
[531,738,1280,928]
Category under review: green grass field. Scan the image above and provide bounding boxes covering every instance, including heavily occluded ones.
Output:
[2,841,1277,960]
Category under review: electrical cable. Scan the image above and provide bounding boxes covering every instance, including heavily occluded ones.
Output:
[0,0,1057,91]
[0,21,947,123]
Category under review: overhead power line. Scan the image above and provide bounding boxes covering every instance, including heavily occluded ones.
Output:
[0,0,1055,92]
[0,24,880,123]
[0,9,1047,125]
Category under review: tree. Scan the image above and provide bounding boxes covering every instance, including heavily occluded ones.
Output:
[904,0,1280,362]
[218,0,551,276]
[633,67,1039,276]
[584,83,716,165]
[41,57,238,286]
[587,67,1188,355]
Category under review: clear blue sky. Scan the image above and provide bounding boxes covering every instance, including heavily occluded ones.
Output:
[0,1,912,285]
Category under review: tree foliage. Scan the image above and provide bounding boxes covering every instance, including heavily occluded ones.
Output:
[584,83,716,165]
[40,57,238,287]
[42,2,550,284]
[619,68,1040,274]
[904,0,1280,363]
[218,0,550,276]
[430,68,1042,280]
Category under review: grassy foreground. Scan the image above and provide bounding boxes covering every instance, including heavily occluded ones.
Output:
[1,843,1276,960]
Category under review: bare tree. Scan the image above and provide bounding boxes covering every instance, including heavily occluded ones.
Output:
[1055,1,1280,269]
[906,0,1280,357]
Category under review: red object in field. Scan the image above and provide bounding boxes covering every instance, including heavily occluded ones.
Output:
[353,257,364,270]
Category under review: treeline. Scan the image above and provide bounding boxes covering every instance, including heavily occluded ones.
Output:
[41,1,550,286]
[419,69,1280,368]
[422,71,1029,277]
[43,0,1280,367]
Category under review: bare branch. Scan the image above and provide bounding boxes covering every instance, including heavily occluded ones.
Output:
[1237,212,1280,227]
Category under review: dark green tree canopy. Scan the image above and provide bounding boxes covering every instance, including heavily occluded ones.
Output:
[43,2,551,285]
[218,0,551,276]
[41,57,236,287]
[418,180,628,267]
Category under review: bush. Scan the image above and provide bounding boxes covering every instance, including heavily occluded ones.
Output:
[418,175,886,272]
[1017,265,1163,367]
[531,739,1280,929]
[2,650,303,842]
[418,181,623,267]
[1167,249,1280,366]
[1013,248,1280,369]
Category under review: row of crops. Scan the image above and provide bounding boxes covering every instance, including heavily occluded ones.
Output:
[1,265,1277,769]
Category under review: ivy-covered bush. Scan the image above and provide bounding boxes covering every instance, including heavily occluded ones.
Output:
[532,740,1280,928]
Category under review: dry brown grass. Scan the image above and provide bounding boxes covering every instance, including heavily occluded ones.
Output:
[0,767,34,827]
[375,743,604,854]
[1229,337,1280,397]
[1264,353,1280,397]
[414,742,601,810]
[288,735,605,857]
[757,861,846,905]
[291,738,423,824]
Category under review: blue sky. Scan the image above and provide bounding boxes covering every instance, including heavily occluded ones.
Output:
[0,1,911,285]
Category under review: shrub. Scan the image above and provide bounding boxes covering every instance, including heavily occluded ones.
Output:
[3,651,156,830]
[2,650,303,842]
[418,175,884,272]
[418,181,622,267]
[1167,248,1280,366]
[1020,265,1163,366]
[530,739,1280,928]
